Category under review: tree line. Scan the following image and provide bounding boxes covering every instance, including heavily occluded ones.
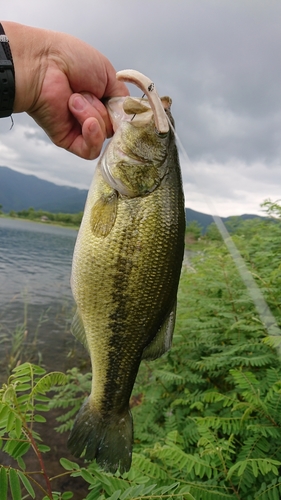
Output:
[3,206,83,226]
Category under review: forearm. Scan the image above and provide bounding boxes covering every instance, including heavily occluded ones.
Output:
[1,21,51,113]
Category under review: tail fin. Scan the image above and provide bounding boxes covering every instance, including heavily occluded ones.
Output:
[67,397,133,474]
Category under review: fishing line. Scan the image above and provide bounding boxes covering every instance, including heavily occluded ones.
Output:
[168,116,281,352]
[130,85,155,121]
[131,93,146,122]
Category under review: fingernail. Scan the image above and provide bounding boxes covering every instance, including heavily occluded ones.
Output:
[72,95,86,111]
[89,120,98,134]
[83,93,95,105]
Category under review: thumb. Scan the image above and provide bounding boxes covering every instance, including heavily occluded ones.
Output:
[69,93,113,138]
[68,94,109,159]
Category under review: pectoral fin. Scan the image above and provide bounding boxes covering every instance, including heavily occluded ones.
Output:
[90,190,118,237]
[71,309,89,353]
[142,303,177,361]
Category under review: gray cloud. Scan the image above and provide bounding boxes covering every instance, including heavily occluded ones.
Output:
[0,0,280,216]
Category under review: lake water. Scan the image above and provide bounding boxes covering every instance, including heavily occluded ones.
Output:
[0,218,76,306]
[0,218,83,376]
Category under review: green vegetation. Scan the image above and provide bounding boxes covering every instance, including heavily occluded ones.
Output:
[0,364,68,499]
[185,221,203,243]
[3,207,83,227]
[0,200,281,499]
[0,304,51,375]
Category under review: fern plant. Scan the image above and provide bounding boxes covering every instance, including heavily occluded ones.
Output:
[127,220,281,500]
[49,367,92,433]
[0,362,68,499]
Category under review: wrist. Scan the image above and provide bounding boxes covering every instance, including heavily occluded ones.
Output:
[1,21,49,114]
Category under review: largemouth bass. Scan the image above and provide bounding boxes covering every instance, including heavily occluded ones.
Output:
[68,70,185,473]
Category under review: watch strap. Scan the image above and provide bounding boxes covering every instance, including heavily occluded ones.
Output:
[0,23,15,118]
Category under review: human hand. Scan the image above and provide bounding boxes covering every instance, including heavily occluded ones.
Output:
[2,21,129,159]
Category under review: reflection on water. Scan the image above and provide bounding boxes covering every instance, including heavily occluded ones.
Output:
[0,218,81,374]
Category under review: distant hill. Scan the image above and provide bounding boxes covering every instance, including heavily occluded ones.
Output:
[185,207,215,230]
[0,166,87,213]
[0,166,262,229]
[185,207,262,232]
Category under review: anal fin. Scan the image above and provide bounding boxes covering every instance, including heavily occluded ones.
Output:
[142,303,177,361]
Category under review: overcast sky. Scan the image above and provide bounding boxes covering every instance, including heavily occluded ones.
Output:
[0,0,280,216]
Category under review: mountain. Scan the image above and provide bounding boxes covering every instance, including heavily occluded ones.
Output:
[185,207,215,230]
[0,166,262,230]
[185,207,262,232]
[0,166,87,213]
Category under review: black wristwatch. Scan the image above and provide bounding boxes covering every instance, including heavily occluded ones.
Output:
[0,23,15,118]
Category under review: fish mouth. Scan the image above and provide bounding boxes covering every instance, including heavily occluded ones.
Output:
[108,70,170,135]
[105,97,135,132]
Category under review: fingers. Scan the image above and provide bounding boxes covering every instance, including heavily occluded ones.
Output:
[70,93,113,137]
[68,93,113,159]
[68,116,105,159]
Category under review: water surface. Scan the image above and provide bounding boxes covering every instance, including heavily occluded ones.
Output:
[0,218,80,374]
[0,217,77,306]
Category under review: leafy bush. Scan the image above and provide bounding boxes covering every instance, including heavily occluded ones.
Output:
[0,363,67,499]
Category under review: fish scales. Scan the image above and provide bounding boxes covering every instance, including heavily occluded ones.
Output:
[68,71,185,473]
